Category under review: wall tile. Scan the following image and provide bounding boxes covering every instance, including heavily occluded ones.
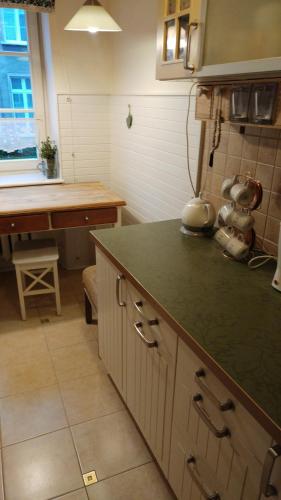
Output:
[272,167,281,194]
[268,192,281,219]
[212,152,226,175]
[228,133,244,157]
[202,125,281,256]
[255,163,274,190]
[265,217,281,244]
[240,159,257,178]
[258,138,278,165]
[225,156,241,177]
[242,136,260,161]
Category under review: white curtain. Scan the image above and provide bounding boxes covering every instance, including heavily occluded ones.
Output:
[0,119,37,152]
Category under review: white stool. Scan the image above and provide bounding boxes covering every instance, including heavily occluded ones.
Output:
[12,239,61,320]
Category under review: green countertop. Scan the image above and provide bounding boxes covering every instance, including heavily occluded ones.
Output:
[92,219,281,440]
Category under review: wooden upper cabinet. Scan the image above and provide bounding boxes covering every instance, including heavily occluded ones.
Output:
[156,0,207,80]
[156,0,281,82]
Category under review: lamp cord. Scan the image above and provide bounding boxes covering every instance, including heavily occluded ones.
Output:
[186,82,198,196]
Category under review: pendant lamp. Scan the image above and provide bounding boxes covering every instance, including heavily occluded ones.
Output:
[64,0,122,33]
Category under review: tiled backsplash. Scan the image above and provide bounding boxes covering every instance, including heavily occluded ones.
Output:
[201,123,281,255]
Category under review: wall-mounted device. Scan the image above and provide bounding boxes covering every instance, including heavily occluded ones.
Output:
[230,82,278,125]
[250,83,278,125]
[230,85,251,123]
[272,222,281,292]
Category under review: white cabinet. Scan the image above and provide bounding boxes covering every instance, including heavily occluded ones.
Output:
[96,248,126,399]
[96,249,177,477]
[169,338,276,500]
[125,283,177,476]
[156,0,281,81]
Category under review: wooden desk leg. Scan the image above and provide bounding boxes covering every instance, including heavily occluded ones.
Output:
[115,207,122,227]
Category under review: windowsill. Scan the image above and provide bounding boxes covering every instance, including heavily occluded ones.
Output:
[0,170,64,188]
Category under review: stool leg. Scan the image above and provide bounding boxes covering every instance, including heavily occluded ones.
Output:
[15,266,26,321]
[53,262,61,316]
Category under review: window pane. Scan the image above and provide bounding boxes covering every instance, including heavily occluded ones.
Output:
[0,56,33,109]
[166,0,176,16]
[0,119,38,161]
[0,8,29,52]
[178,14,189,59]
[180,0,190,10]
[164,19,176,61]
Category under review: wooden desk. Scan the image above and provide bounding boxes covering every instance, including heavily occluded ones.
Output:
[0,182,126,235]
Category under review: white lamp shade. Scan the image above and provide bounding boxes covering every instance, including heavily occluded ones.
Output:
[65,1,122,32]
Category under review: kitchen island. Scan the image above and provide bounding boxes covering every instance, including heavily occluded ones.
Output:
[92,219,281,443]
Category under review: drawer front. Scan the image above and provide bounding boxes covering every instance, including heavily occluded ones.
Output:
[51,207,117,229]
[0,214,49,235]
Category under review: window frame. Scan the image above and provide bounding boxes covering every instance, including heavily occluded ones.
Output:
[0,9,46,172]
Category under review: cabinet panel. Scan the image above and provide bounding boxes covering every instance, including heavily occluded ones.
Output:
[96,249,126,398]
[169,338,273,500]
[126,283,177,476]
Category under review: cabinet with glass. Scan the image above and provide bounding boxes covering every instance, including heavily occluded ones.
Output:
[156,0,207,80]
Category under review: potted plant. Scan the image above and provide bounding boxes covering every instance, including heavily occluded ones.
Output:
[40,137,58,179]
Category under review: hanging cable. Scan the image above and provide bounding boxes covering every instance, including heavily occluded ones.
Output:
[186,82,198,196]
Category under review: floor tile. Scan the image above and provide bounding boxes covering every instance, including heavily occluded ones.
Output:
[60,373,124,425]
[0,324,48,366]
[3,429,84,500]
[53,488,88,499]
[87,463,174,500]
[71,410,151,480]
[51,341,104,383]
[0,353,56,398]
[0,385,68,446]
[43,318,97,350]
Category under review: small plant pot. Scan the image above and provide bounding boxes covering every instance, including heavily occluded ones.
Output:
[46,159,57,179]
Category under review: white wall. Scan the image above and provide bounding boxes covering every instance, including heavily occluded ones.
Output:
[47,0,112,95]
[48,0,201,224]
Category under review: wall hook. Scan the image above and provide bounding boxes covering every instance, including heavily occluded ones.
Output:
[126,104,133,129]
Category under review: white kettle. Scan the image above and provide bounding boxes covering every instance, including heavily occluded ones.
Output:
[181,193,216,236]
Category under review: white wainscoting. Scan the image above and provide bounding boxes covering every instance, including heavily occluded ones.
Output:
[58,94,111,184]
[58,93,201,224]
[110,95,201,223]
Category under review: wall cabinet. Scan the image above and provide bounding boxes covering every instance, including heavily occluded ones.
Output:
[96,247,281,499]
[156,0,281,81]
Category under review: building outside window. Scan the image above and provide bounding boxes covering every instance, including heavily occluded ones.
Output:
[0,7,45,170]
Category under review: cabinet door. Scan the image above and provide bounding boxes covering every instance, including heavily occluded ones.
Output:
[156,0,207,80]
[125,283,177,476]
[96,249,126,399]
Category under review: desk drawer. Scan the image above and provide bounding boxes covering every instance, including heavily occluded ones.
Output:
[0,214,49,235]
[51,207,117,229]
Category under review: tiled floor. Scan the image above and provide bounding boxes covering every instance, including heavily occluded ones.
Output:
[0,269,174,500]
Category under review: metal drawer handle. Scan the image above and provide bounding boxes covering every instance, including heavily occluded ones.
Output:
[134,301,159,326]
[184,22,198,73]
[193,394,230,439]
[84,216,89,222]
[116,275,126,307]
[195,369,234,412]
[186,455,220,500]
[133,321,158,349]
[260,445,281,497]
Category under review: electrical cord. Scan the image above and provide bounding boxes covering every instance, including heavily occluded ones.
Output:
[248,254,277,270]
[186,82,198,196]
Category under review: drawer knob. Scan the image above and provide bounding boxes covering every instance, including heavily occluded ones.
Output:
[11,223,16,228]
[84,216,89,222]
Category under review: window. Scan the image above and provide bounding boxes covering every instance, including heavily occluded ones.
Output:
[0,8,45,170]
[1,8,28,47]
